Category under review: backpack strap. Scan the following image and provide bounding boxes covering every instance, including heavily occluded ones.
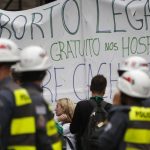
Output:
[89,99,97,108]
[101,101,112,112]
[89,97,105,111]
[89,98,109,124]
[90,97,112,113]
[63,136,75,150]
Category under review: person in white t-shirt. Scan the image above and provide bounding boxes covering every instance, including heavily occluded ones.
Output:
[55,98,76,150]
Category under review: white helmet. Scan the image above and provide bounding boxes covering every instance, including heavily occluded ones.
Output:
[14,46,51,72]
[0,38,19,62]
[118,70,150,98]
[118,56,149,76]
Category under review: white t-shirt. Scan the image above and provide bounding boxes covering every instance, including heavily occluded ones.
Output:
[63,123,76,150]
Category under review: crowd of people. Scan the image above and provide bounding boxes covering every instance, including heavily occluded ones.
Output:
[0,37,150,150]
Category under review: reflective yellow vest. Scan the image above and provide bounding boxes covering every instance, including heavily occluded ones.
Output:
[5,83,36,150]
[22,84,62,150]
[46,119,62,150]
[124,106,150,150]
[4,81,62,150]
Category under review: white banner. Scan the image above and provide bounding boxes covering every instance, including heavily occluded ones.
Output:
[0,0,150,103]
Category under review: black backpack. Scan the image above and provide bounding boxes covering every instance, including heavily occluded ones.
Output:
[81,98,111,150]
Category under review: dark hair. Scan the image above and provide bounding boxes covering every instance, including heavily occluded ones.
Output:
[90,74,107,94]
[11,70,22,83]
[118,70,126,77]
[19,71,46,83]
[120,92,144,105]
[0,62,17,68]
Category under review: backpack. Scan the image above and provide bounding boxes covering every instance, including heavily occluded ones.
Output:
[81,98,110,150]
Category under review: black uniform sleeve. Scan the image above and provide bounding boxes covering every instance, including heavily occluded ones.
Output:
[70,102,82,134]
[90,111,128,150]
[0,90,14,149]
[35,103,53,150]
[35,101,61,150]
[70,101,94,135]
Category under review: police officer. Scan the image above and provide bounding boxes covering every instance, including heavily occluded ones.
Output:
[113,56,149,105]
[90,70,150,150]
[14,45,62,150]
[0,38,28,149]
[118,56,149,76]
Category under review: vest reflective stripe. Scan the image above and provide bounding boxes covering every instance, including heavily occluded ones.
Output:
[14,89,32,106]
[126,147,140,150]
[129,106,150,121]
[7,146,36,150]
[52,141,62,150]
[124,106,150,148]
[11,117,36,135]
[124,128,150,144]
[46,119,58,136]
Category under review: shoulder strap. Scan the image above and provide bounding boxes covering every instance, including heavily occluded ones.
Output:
[101,101,107,108]
[89,99,97,107]
[63,136,75,150]
[101,101,112,112]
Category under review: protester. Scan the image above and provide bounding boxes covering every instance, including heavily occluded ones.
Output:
[70,74,112,150]
[91,70,150,150]
[113,56,149,105]
[14,45,62,150]
[55,98,76,150]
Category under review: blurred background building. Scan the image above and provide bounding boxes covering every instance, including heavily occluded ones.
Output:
[0,0,55,10]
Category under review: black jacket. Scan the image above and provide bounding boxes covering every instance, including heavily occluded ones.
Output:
[70,98,112,150]
[0,77,38,150]
[90,106,129,150]
[22,82,61,150]
[90,100,150,150]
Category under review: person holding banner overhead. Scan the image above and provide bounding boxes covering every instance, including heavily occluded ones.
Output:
[13,45,62,150]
